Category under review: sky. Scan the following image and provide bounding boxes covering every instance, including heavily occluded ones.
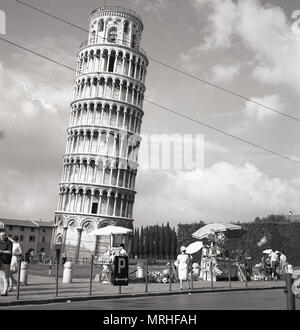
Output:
[1,0,300,227]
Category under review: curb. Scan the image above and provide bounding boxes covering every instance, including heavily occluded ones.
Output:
[0,286,285,308]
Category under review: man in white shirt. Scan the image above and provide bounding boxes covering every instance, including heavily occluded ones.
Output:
[119,244,128,257]
[269,249,279,280]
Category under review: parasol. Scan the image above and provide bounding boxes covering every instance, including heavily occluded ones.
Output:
[192,223,243,240]
[262,249,281,254]
[89,226,133,248]
[91,226,133,236]
[186,241,203,254]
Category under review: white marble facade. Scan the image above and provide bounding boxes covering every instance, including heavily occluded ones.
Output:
[52,6,148,262]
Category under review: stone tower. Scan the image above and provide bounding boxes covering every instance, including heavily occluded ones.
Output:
[52,6,148,262]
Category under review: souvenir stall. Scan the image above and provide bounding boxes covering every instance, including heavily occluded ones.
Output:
[192,223,245,282]
[252,249,287,281]
[91,226,132,284]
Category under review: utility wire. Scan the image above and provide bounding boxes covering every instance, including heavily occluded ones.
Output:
[0,35,299,165]
[15,0,300,123]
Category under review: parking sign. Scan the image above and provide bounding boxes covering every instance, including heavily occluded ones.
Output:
[113,256,129,286]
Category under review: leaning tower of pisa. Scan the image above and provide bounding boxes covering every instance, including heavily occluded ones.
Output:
[52,6,148,262]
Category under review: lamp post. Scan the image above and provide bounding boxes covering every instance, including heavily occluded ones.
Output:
[55,243,62,297]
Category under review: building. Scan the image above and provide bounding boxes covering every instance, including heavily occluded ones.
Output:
[52,6,148,262]
[0,218,54,257]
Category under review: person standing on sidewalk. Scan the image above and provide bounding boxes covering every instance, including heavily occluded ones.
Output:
[62,251,67,265]
[269,249,279,280]
[0,231,13,296]
[175,246,192,290]
[8,235,22,292]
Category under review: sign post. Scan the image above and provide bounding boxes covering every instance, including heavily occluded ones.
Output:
[286,273,296,310]
[55,243,62,297]
[113,256,129,289]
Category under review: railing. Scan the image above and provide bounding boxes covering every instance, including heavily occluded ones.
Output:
[4,256,287,306]
[90,6,143,24]
[79,38,148,59]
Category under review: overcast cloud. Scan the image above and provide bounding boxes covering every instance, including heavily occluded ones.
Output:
[1,0,300,227]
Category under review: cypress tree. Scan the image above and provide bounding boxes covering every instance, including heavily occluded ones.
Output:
[135,228,140,258]
[149,226,154,258]
[171,228,177,258]
[139,226,144,258]
[159,224,165,259]
[144,226,149,258]
[154,224,159,258]
[164,222,171,258]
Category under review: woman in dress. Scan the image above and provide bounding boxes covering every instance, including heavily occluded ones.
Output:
[176,246,191,290]
[8,235,22,291]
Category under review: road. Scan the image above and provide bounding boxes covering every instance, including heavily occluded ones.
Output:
[1,289,299,310]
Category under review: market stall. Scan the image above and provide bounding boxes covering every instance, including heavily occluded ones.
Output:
[192,223,246,282]
[90,226,132,284]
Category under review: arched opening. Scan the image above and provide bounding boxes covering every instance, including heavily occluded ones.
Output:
[131,34,137,48]
[107,27,118,43]
[98,19,104,32]
[108,51,116,73]
[91,190,100,214]
[124,21,129,34]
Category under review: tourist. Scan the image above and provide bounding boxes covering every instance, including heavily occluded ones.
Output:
[24,248,33,264]
[0,231,13,296]
[269,249,279,280]
[62,251,67,265]
[175,246,192,290]
[8,235,22,291]
[119,243,128,256]
[41,251,46,264]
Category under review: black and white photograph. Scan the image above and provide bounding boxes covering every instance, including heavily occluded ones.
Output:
[0,0,300,317]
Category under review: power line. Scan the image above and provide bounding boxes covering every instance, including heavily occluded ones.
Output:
[0,35,299,166]
[15,0,300,124]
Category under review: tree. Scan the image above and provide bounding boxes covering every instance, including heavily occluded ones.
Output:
[171,227,177,259]
[153,224,159,258]
[164,222,170,258]
[134,228,139,258]
[139,226,144,258]
[149,227,154,258]
[144,226,149,257]
[159,224,165,258]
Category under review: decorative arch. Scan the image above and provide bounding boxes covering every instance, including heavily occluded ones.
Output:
[107,26,118,43]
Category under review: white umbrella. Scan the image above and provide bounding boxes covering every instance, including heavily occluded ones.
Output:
[89,226,133,250]
[186,241,203,254]
[91,226,133,236]
[192,223,243,240]
[263,249,281,254]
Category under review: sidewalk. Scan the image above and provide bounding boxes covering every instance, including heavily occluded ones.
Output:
[0,275,285,307]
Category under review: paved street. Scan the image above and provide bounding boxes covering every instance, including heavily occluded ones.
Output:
[0,273,286,305]
[1,289,298,310]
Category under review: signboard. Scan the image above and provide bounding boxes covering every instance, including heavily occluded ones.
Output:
[113,256,129,286]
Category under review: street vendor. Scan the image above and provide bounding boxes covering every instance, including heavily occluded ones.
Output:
[269,249,279,280]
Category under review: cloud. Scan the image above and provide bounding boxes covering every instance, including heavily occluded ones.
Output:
[243,94,284,123]
[0,58,70,220]
[134,162,300,226]
[187,0,300,93]
[133,0,170,19]
[211,64,240,82]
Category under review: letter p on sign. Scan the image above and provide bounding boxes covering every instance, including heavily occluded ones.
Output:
[0,10,6,34]
[118,258,126,272]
